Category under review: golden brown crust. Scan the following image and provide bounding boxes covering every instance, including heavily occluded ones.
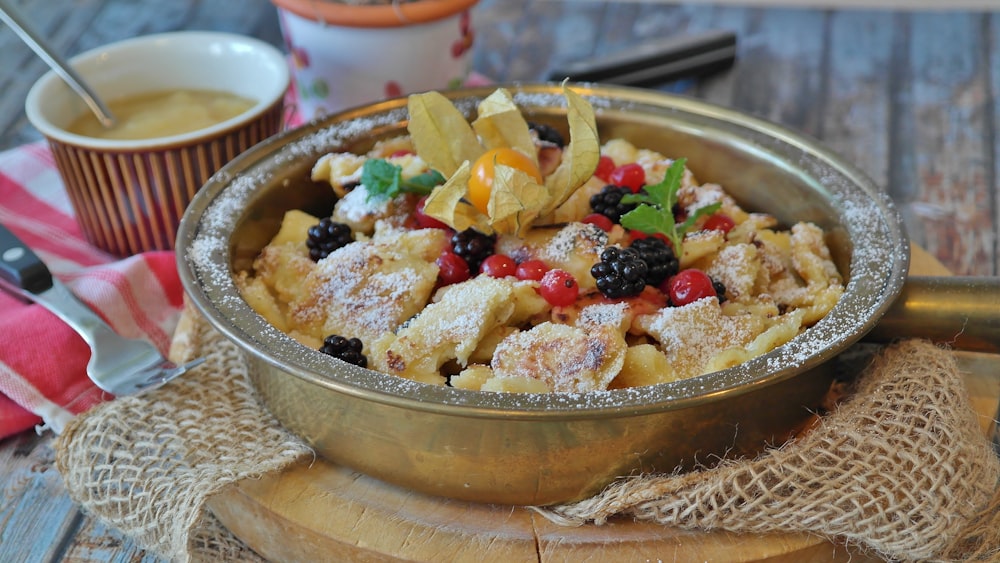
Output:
[491,322,625,392]
[236,136,845,392]
[289,229,445,344]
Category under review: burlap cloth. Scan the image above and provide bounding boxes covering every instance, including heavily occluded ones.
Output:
[54,303,1000,562]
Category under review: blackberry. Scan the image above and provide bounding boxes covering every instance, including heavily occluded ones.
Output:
[307,218,353,261]
[713,278,728,304]
[451,228,496,272]
[589,185,637,224]
[528,121,565,147]
[319,334,368,368]
[629,236,679,286]
[591,247,648,299]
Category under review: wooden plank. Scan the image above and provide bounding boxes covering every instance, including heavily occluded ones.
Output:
[0,0,104,150]
[890,12,995,276]
[502,0,607,81]
[685,5,753,105]
[0,432,77,561]
[60,517,164,563]
[819,10,894,190]
[467,0,524,82]
[615,2,705,94]
[593,0,642,53]
[0,432,161,562]
[670,0,1000,9]
[70,1,193,50]
[993,14,1000,277]
[727,7,828,137]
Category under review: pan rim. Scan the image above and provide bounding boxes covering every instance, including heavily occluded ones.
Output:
[176,82,909,418]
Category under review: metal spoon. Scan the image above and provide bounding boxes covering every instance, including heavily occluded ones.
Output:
[0,0,116,128]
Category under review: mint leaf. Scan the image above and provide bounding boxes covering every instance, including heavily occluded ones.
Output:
[362,159,404,202]
[621,206,675,242]
[619,192,653,206]
[617,157,720,257]
[405,170,447,194]
[361,159,445,203]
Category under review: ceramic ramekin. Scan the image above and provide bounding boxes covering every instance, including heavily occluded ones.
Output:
[25,31,290,257]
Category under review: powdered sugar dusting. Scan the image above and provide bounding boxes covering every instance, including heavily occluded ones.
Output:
[178,85,907,415]
[539,222,607,264]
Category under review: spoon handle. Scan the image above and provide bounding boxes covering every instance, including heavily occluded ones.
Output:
[0,0,116,128]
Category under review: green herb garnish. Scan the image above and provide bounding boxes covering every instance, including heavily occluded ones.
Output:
[619,158,721,256]
[361,159,446,203]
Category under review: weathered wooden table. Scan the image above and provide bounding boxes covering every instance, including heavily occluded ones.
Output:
[1,0,998,561]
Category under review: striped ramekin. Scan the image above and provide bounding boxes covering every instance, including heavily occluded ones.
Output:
[25,31,289,257]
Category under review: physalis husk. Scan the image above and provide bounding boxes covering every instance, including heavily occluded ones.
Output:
[411,84,599,236]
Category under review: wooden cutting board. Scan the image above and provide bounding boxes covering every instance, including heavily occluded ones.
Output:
[205,245,998,563]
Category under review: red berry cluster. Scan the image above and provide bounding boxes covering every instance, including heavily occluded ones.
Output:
[413,154,737,309]
[595,156,647,194]
[590,154,735,307]
[413,192,583,306]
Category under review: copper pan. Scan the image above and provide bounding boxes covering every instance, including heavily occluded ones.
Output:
[177,83,1000,506]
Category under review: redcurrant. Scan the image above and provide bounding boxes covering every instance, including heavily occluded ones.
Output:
[609,163,645,193]
[663,269,716,307]
[539,269,579,306]
[594,155,615,182]
[480,254,517,278]
[436,250,470,286]
[703,213,736,234]
[415,196,450,230]
[582,213,614,232]
[515,259,549,281]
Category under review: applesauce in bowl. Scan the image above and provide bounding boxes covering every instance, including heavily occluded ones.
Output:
[24,31,289,256]
[66,89,256,141]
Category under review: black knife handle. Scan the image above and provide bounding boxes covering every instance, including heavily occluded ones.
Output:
[0,223,54,294]
[547,29,737,86]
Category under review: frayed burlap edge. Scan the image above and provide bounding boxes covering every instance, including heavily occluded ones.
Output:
[54,302,1000,562]
[54,302,312,562]
[535,339,1000,562]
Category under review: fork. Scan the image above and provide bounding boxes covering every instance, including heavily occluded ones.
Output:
[0,223,203,396]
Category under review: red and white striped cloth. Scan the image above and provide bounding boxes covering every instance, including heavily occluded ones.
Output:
[0,141,186,439]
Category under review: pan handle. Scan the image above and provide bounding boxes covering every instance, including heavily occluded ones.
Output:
[863,276,1000,353]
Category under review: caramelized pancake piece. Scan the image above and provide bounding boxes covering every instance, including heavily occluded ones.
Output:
[610,344,677,389]
[451,365,553,393]
[288,228,446,344]
[635,296,764,380]
[432,277,549,323]
[791,222,843,287]
[491,322,626,392]
[370,276,517,385]
[235,271,288,333]
[694,243,760,302]
[552,287,667,332]
[251,243,316,305]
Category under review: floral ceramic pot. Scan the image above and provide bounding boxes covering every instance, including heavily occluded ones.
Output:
[272,0,478,122]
